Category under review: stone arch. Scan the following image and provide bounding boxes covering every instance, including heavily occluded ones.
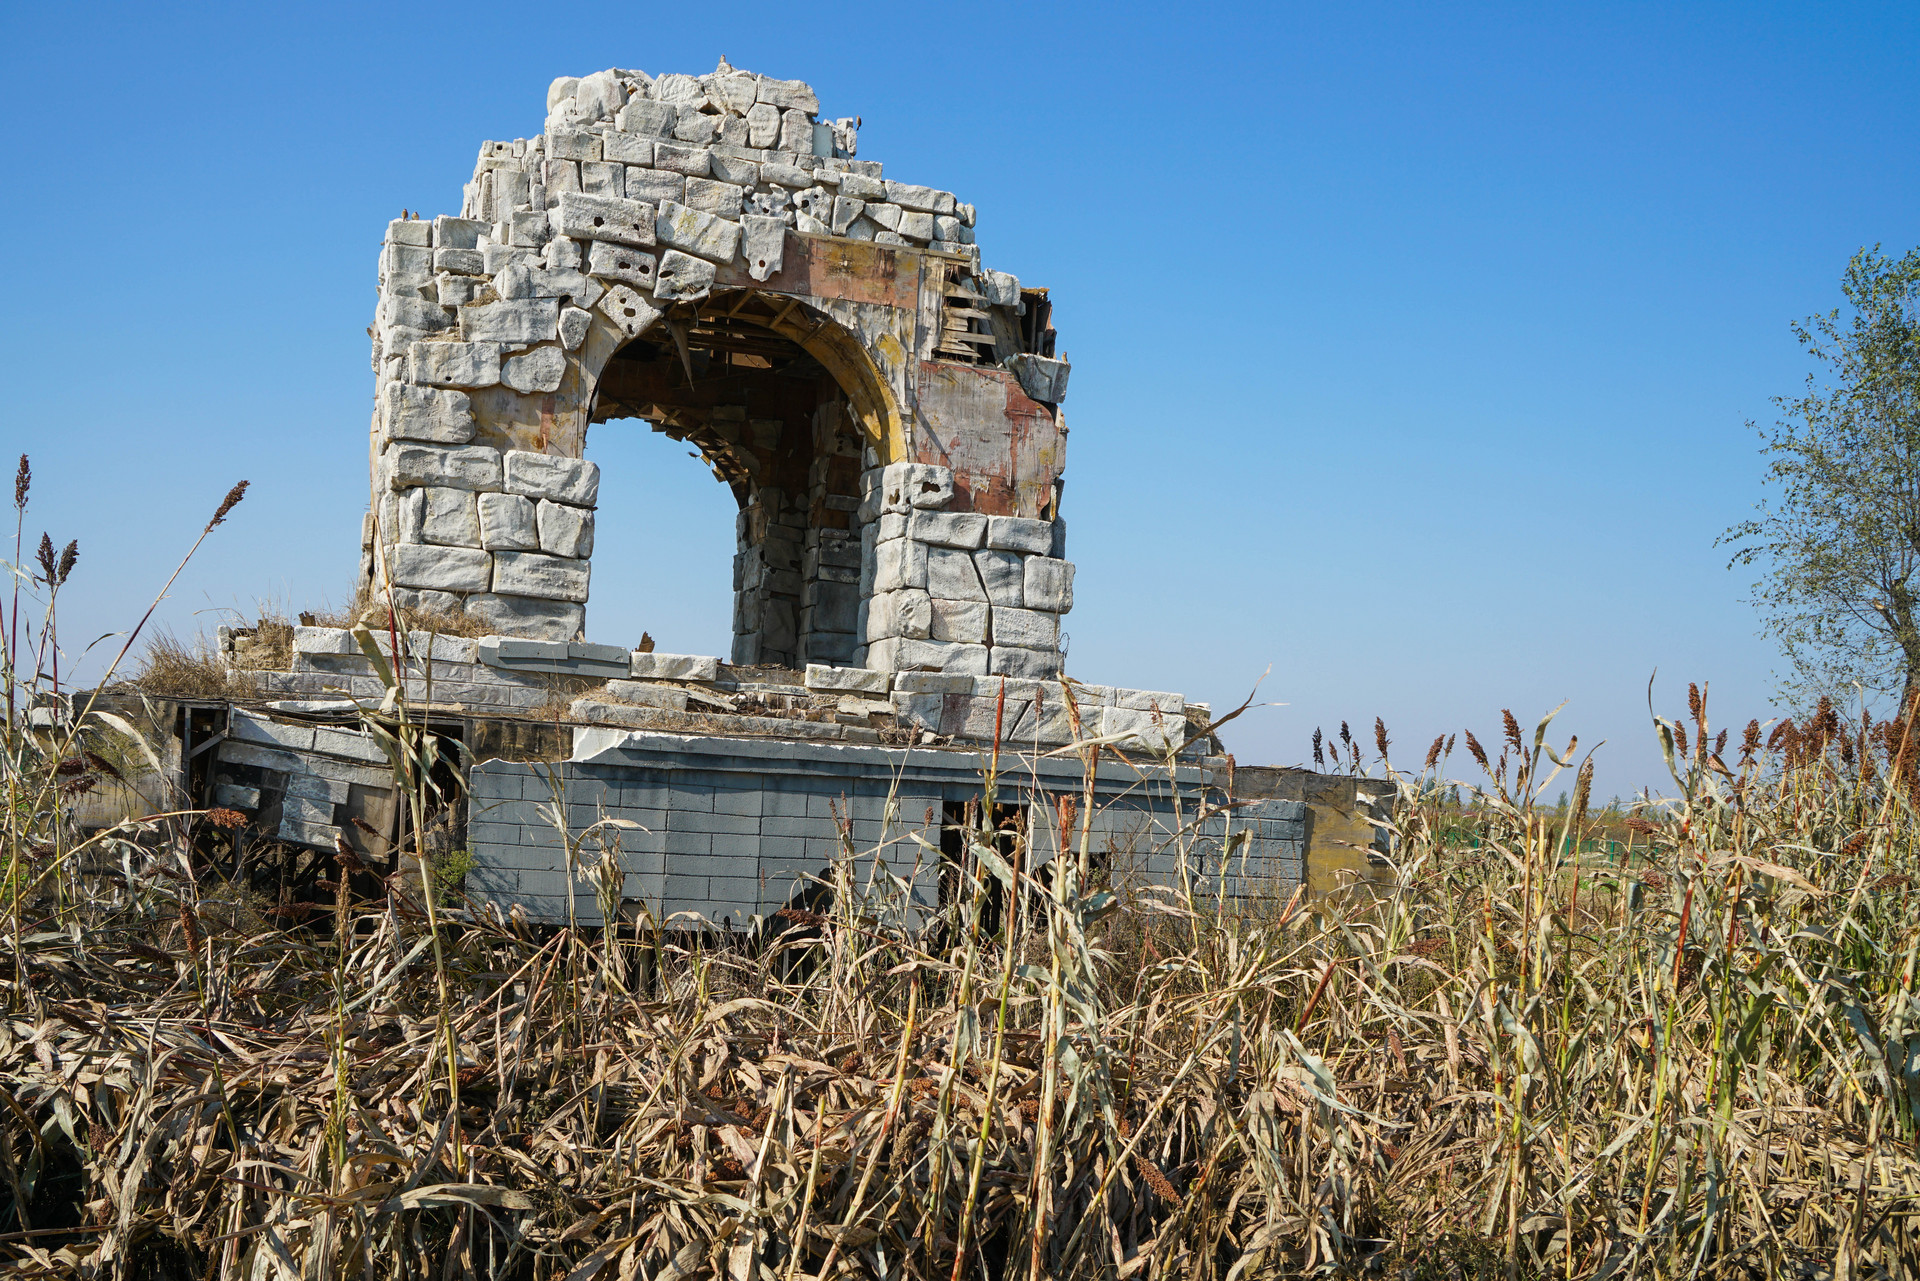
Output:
[362,60,1079,679]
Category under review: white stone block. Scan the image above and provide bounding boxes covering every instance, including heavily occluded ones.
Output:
[868,462,953,513]
[388,218,431,247]
[761,162,811,189]
[927,547,985,601]
[653,142,711,177]
[805,663,889,694]
[990,646,1063,681]
[972,549,1024,606]
[387,443,502,492]
[867,588,932,641]
[537,499,594,558]
[599,284,663,339]
[501,456,596,510]
[396,487,425,542]
[461,299,559,344]
[883,181,955,214]
[559,305,592,349]
[1114,689,1185,715]
[872,537,928,591]
[985,516,1053,554]
[464,593,583,641]
[630,651,721,681]
[491,550,590,602]
[930,598,988,644]
[581,160,624,197]
[478,492,538,550]
[756,77,819,113]
[778,109,812,153]
[898,210,935,242]
[686,176,745,216]
[994,607,1058,650]
[746,102,781,148]
[407,339,499,391]
[601,680,690,711]
[586,239,659,288]
[293,626,358,655]
[603,132,654,165]
[626,167,685,205]
[554,191,657,246]
[421,487,480,546]
[502,345,566,394]
[741,215,785,282]
[869,638,988,675]
[617,99,675,136]
[711,153,758,186]
[383,382,475,445]
[390,544,491,593]
[1023,556,1075,613]
[1102,705,1183,753]
[831,196,865,235]
[655,200,743,263]
[982,269,1020,307]
[654,249,716,302]
[911,511,987,548]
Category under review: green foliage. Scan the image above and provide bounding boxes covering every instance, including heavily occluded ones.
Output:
[1724,245,1920,708]
[432,846,474,891]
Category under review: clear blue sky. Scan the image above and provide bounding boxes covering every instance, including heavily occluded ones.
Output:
[4,2,1916,799]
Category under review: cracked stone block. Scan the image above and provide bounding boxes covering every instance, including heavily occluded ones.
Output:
[864,202,901,232]
[626,167,685,205]
[985,516,1053,554]
[866,588,931,641]
[461,299,560,344]
[762,162,811,189]
[504,451,599,505]
[502,345,566,394]
[599,284,663,339]
[559,306,592,349]
[387,443,502,492]
[897,211,935,242]
[972,549,1024,607]
[1023,557,1075,613]
[686,176,745,217]
[390,544,491,593]
[1009,354,1071,404]
[547,128,601,161]
[464,593,583,642]
[993,607,1058,650]
[383,382,474,445]
[671,112,719,144]
[926,548,986,602]
[830,196,865,235]
[433,247,484,274]
[396,488,425,542]
[380,295,452,333]
[930,598,988,645]
[757,77,819,113]
[791,186,833,223]
[587,239,659,288]
[866,462,953,514]
[478,493,538,550]
[537,500,594,558]
[554,191,657,247]
[742,215,785,282]
[629,652,721,681]
[656,200,743,263]
[491,550,590,603]
[421,487,480,546]
[872,538,928,592]
[654,249,716,302]
[990,646,1063,681]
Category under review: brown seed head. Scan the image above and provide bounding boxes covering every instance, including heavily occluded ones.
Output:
[207,480,249,530]
[205,807,247,830]
[1501,709,1522,753]
[56,539,77,585]
[1673,721,1689,758]
[1464,729,1490,772]
[1423,734,1445,772]
[1374,717,1390,761]
[1311,727,1324,770]
[13,455,27,510]
[1687,682,1702,725]
[35,532,54,582]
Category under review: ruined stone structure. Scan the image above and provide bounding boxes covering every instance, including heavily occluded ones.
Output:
[362,61,1075,679]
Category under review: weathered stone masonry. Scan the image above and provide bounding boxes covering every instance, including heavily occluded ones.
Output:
[362,61,1076,679]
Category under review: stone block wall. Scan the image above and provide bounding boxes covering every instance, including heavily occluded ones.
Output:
[360,59,1078,674]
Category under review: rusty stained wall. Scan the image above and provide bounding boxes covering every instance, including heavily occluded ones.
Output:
[910,361,1062,520]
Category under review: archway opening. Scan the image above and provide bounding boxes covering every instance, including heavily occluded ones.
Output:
[589,294,869,670]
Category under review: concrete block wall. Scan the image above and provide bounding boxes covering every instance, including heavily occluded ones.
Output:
[463,729,1304,928]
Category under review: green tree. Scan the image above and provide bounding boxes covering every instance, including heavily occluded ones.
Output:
[1724,246,1920,710]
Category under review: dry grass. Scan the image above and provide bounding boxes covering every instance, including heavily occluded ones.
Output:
[2,685,1919,1278]
[130,628,233,697]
